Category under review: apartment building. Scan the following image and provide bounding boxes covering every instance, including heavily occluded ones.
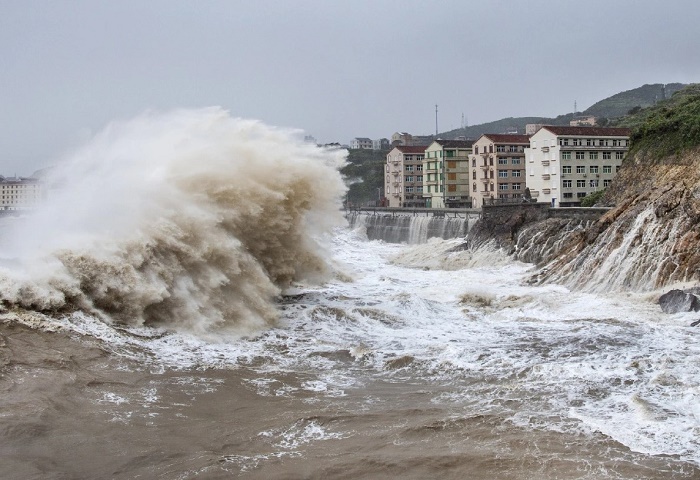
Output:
[423,140,473,208]
[385,146,426,208]
[524,126,631,206]
[350,137,373,149]
[471,134,530,207]
[0,176,42,211]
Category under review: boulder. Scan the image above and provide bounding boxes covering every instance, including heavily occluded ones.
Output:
[659,289,700,314]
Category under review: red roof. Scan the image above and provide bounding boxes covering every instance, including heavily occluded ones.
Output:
[481,134,530,144]
[541,126,631,137]
[393,145,427,153]
[433,139,474,148]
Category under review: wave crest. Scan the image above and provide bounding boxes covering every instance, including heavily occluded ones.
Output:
[0,108,347,333]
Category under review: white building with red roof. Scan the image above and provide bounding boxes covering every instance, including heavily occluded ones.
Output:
[524,126,631,206]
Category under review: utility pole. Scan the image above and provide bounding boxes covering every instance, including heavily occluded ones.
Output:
[435,104,438,136]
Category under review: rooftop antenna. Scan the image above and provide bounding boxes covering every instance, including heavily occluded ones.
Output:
[435,104,438,136]
[461,113,465,129]
[574,100,577,115]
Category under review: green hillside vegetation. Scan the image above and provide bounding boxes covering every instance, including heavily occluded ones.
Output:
[341,148,387,206]
[583,83,685,120]
[612,83,700,160]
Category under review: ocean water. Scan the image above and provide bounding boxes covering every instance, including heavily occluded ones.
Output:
[1,111,699,478]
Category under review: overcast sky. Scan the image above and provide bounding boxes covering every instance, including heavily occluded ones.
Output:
[2,0,700,175]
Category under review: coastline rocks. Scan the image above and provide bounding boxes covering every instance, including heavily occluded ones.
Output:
[659,288,700,314]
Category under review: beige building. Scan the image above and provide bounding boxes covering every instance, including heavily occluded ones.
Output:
[471,134,530,207]
[570,115,597,127]
[0,176,42,211]
[524,126,631,206]
[423,140,473,208]
[385,146,426,208]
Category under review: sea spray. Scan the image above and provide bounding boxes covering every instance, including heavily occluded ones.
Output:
[0,108,347,333]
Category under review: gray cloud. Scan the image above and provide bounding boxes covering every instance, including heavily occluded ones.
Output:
[1,0,699,175]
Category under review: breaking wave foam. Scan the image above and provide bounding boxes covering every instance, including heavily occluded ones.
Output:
[0,108,347,333]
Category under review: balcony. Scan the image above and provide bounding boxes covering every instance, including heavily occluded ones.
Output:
[542,174,551,180]
[541,160,550,166]
[541,146,550,152]
[543,188,551,194]
[480,164,490,171]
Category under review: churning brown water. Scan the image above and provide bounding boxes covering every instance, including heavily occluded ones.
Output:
[2,111,699,479]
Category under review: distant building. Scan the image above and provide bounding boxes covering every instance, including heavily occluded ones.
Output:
[303,135,317,144]
[569,115,597,127]
[372,138,390,151]
[471,134,530,207]
[423,140,473,208]
[525,124,544,135]
[385,146,426,208]
[524,126,631,207]
[0,176,42,211]
[350,137,373,149]
[391,132,413,146]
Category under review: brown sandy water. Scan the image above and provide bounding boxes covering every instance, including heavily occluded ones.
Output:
[1,321,697,480]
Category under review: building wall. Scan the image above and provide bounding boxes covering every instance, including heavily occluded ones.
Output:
[422,141,472,208]
[385,147,425,208]
[471,136,528,207]
[525,129,629,206]
[0,178,42,210]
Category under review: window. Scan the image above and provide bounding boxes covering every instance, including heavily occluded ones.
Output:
[497,145,506,152]
[612,139,621,147]
[589,166,599,173]
[474,146,479,154]
[562,165,572,174]
[472,171,477,179]
[560,138,570,146]
[447,173,457,180]
[577,192,587,198]
[576,152,585,160]
[499,158,508,165]
[490,184,494,191]
[602,165,612,174]
[417,186,423,192]
[573,139,581,146]
[563,180,572,188]
[511,170,521,177]
[603,152,612,160]
[405,165,414,172]
[600,139,609,147]
[603,179,611,187]
[472,159,476,167]
[499,183,509,190]
[498,170,508,178]
[563,192,573,198]
[589,179,599,188]
[416,175,423,182]
[406,186,414,193]
[509,146,519,152]
[589,152,598,160]
[576,165,586,174]
[512,183,521,190]
[473,183,477,191]
[586,139,593,146]
[562,151,571,160]
[532,141,537,148]
[512,158,521,165]
[577,180,586,187]
[616,151,624,160]
[416,164,423,171]
[405,176,414,182]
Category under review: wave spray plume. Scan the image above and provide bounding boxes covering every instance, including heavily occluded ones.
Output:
[0,108,347,333]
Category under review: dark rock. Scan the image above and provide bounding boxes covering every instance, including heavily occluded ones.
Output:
[691,319,700,327]
[659,289,700,314]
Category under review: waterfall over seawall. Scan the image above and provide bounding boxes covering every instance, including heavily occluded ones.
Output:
[345,211,478,244]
